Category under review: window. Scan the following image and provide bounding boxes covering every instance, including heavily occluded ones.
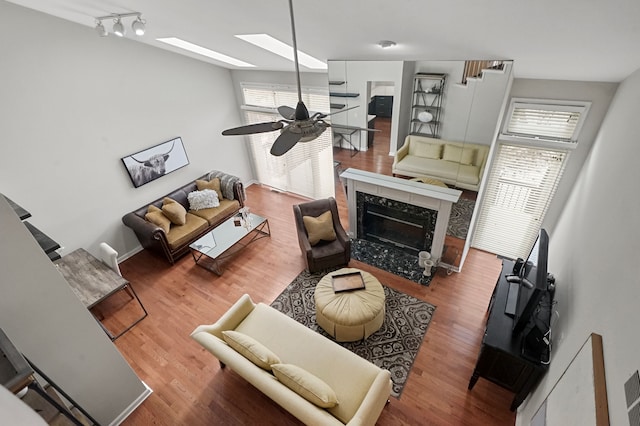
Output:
[501,98,591,145]
[473,98,590,259]
[473,144,568,259]
[241,83,334,199]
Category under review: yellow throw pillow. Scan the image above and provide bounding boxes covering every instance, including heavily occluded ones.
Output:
[271,363,339,408]
[222,330,281,371]
[161,197,187,225]
[460,147,477,165]
[145,205,171,234]
[442,144,463,162]
[302,211,337,246]
[196,178,223,200]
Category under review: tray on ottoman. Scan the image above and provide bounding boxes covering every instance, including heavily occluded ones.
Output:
[332,271,365,293]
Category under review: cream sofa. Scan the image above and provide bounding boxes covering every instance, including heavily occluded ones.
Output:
[392,135,490,191]
[191,294,392,426]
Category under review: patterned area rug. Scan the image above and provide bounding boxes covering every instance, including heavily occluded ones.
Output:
[351,238,434,286]
[448,198,476,240]
[271,269,436,398]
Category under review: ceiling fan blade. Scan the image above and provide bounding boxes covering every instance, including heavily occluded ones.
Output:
[317,105,359,119]
[330,123,381,132]
[270,129,303,156]
[222,121,284,136]
[278,105,296,120]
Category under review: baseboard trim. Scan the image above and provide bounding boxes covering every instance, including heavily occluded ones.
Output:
[108,381,153,426]
[119,245,144,263]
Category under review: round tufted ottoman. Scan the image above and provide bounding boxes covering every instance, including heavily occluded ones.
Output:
[409,176,448,188]
[314,268,386,342]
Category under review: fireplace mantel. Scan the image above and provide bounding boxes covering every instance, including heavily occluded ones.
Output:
[340,168,462,266]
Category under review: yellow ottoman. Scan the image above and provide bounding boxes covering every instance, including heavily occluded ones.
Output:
[410,177,448,187]
[314,268,386,342]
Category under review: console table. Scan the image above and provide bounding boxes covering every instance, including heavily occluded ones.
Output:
[468,259,550,411]
[55,248,147,340]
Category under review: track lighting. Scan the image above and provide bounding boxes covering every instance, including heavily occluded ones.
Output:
[132,17,146,36]
[95,20,108,37]
[94,12,146,38]
[113,18,125,37]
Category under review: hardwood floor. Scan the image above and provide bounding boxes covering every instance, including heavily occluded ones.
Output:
[105,178,516,425]
[103,117,513,425]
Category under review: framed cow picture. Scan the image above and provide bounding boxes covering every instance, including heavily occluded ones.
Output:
[122,137,190,188]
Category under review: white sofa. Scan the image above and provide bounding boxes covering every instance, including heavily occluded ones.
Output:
[392,135,490,191]
[191,294,392,426]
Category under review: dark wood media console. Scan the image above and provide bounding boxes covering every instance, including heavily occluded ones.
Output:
[468,259,552,411]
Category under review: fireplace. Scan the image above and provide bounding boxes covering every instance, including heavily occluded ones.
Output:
[357,192,437,255]
[340,169,461,267]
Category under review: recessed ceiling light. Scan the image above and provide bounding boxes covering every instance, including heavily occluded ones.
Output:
[378,40,397,49]
[156,37,255,68]
[235,34,326,70]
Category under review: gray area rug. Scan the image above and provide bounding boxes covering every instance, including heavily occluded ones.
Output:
[271,269,436,398]
[448,198,476,240]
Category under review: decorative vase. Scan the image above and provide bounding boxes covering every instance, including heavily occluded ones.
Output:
[423,259,435,276]
[418,251,431,267]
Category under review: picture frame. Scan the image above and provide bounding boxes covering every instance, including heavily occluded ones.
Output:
[121,137,189,188]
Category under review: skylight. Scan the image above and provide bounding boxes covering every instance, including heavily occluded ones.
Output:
[156,37,255,68]
[235,34,327,70]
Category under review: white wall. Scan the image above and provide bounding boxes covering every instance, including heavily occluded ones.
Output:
[505,78,618,234]
[516,69,639,425]
[0,1,253,260]
[0,196,149,425]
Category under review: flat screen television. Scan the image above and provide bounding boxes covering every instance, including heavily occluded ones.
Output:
[512,229,549,335]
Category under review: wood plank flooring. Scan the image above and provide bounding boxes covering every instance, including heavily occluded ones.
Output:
[107,183,516,425]
[106,120,516,425]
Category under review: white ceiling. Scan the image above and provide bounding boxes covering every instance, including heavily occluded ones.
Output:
[7,0,640,82]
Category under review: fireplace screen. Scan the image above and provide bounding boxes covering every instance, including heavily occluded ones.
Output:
[356,192,437,255]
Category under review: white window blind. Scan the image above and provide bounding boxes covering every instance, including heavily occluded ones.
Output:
[472,143,568,259]
[241,84,334,200]
[502,99,590,143]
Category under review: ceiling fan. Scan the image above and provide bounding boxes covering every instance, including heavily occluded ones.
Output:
[221,0,377,156]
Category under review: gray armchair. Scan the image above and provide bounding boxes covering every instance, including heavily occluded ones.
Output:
[293,197,351,272]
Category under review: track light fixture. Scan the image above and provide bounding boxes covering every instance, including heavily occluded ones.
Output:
[113,18,125,37]
[95,20,108,37]
[94,12,146,38]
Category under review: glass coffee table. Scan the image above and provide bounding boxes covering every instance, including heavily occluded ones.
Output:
[189,212,270,275]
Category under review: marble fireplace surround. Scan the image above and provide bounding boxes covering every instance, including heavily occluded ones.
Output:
[340,169,461,267]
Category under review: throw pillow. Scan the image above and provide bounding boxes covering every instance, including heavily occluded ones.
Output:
[222,330,281,371]
[161,197,187,225]
[303,211,336,246]
[145,205,171,234]
[271,363,339,408]
[411,141,442,159]
[196,178,223,200]
[188,189,220,211]
[442,144,463,163]
[460,147,477,166]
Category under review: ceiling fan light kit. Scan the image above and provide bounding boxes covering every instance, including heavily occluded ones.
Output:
[95,12,146,38]
[222,0,377,157]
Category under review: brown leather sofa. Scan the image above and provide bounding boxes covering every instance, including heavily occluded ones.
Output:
[122,171,244,264]
[293,197,350,272]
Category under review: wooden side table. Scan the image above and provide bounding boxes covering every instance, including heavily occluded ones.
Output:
[55,248,147,340]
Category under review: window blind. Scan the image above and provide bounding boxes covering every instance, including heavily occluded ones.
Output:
[472,143,568,259]
[242,84,334,199]
[502,100,590,143]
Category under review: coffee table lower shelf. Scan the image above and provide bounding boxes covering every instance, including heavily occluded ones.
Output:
[190,214,271,275]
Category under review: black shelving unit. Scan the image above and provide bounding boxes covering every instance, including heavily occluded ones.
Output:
[409,73,446,138]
